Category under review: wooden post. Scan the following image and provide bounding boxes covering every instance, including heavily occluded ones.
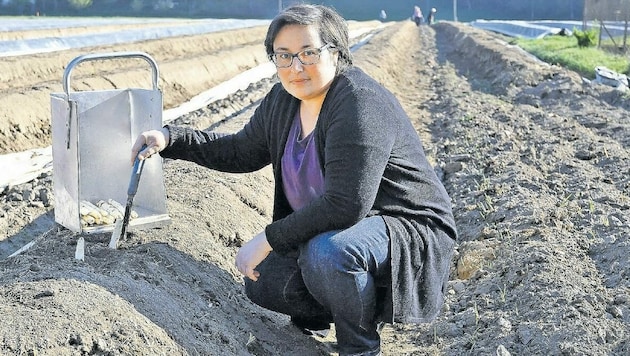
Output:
[624,19,628,52]
[583,0,588,31]
[453,0,457,22]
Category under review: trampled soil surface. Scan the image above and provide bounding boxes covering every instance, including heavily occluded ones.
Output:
[1,19,629,355]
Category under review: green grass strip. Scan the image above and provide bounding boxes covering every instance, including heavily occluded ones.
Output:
[514,35,630,79]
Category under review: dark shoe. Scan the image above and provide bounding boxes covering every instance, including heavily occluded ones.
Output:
[291,316,331,338]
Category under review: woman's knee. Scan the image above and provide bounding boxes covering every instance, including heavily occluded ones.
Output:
[300,232,343,270]
[300,233,361,290]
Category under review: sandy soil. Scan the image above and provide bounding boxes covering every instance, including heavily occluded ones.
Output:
[1,19,629,355]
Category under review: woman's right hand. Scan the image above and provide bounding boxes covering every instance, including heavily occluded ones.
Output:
[131,127,170,164]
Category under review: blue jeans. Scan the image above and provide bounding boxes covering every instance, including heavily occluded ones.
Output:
[245,216,390,356]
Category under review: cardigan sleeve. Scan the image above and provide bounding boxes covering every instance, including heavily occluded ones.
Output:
[160,90,278,174]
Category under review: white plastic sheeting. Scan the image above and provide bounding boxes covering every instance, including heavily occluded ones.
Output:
[594,66,629,88]
[470,20,569,39]
[0,18,270,57]
[0,17,182,31]
[471,19,629,39]
[531,20,628,38]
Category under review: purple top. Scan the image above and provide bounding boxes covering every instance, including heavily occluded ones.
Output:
[281,113,325,211]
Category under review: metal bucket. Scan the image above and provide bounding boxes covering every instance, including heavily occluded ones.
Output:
[51,51,170,234]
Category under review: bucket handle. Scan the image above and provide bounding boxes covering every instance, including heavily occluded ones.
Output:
[62,51,159,95]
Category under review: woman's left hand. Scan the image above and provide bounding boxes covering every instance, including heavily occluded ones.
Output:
[235,231,273,281]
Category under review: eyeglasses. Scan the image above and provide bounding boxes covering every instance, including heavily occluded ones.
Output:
[269,43,334,68]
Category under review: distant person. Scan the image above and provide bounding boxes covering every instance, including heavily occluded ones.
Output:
[412,5,423,26]
[132,4,456,356]
[379,9,387,21]
[427,7,437,25]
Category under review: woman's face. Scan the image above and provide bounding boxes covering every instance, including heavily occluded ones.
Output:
[272,24,338,102]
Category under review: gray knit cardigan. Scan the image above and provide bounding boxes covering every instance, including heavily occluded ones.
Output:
[161,66,457,324]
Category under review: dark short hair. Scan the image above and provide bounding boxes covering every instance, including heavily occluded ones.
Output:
[265,4,353,75]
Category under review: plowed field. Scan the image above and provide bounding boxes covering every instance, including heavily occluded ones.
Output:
[0,19,628,355]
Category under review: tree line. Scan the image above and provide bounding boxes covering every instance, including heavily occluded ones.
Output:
[1,0,585,22]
